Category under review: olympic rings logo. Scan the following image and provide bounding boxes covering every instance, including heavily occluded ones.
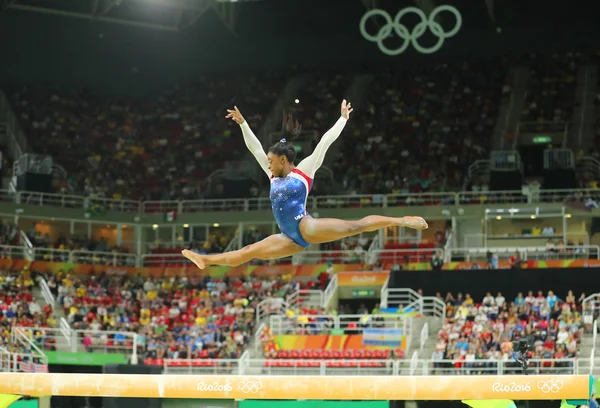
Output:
[237,380,263,394]
[537,380,564,393]
[359,6,462,56]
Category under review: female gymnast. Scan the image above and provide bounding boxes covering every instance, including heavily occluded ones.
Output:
[182,100,428,269]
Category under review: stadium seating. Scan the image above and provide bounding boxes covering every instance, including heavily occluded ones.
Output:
[333,59,507,195]
[435,290,582,364]
[7,72,283,200]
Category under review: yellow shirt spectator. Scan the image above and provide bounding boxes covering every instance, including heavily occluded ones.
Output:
[146,290,157,300]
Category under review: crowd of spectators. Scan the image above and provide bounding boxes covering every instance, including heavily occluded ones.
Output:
[332,59,507,195]
[431,289,584,373]
[8,53,596,200]
[8,72,283,201]
[521,52,580,123]
[0,269,55,353]
[42,270,302,363]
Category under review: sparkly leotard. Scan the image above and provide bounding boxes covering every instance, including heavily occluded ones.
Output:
[270,168,313,248]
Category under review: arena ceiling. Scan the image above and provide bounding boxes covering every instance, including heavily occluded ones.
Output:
[0,0,236,31]
[0,0,457,33]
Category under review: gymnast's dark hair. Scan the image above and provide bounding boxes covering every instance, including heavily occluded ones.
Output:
[268,112,302,163]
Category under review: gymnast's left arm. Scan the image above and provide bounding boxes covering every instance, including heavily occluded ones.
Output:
[297,99,352,178]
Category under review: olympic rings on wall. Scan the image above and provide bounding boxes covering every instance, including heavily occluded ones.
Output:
[359,6,462,56]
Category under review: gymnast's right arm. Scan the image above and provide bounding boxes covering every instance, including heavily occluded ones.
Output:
[226,106,271,177]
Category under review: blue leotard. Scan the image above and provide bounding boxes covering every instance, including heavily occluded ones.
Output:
[270,168,313,248]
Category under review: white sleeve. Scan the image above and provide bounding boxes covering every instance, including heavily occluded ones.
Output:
[297,116,347,178]
[240,121,270,177]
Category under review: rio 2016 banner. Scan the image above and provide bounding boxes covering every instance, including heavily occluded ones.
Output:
[0,373,591,400]
[240,401,386,408]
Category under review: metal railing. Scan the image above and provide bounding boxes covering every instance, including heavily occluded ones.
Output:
[409,351,419,375]
[6,187,600,215]
[267,313,408,336]
[322,274,338,309]
[163,350,250,375]
[13,326,138,360]
[255,297,292,327]
[0,245,136,267]
[373,248,444,264]
[0,349,47,372]
[419,323,429,353]
[39,278,55,310]
[291,250,366,265]
[590,320,598,375]
[448,245,600,262]
[10,327,46,357]
[286,289,323,310]
[381,287,446,319]
[150,357,587,376]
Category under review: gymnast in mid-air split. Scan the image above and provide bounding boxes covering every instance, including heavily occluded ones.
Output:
[182,100,428,269]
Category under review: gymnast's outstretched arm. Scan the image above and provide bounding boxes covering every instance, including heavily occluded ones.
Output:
[297,99,352,178]
[227,106,270,177]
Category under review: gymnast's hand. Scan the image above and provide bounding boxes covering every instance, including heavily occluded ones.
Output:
[341,99,353,120]
[226,106,245,125]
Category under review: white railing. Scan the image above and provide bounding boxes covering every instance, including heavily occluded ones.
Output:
[0,245,137,266]
[13,326,138,361]
[162,358,243,375]
[419,323,429,353]
[254,322,266,352]
[373,248,444,264]
[591,320,598,375]
[286,289,323,309]
[162,350,250,375]
[267,313,408,336]
[11,327,46,358]
[581,293,600,326]
[448,245,600,261]
[409,351,419,375]
[59,318,72,348]
[292,250,367,265]
[322,274,338,309]
[238,350,250,375]
[380,276,390,309]
[39,278,55,309]
[381,288,446,320]
[147,357,588,376]
[6,187,600,214]
[255,297,292,326]
[0,348,47,372]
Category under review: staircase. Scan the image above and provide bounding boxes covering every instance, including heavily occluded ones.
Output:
[0,90,32,160]
[495,67,530,150]
[569,64,597,149]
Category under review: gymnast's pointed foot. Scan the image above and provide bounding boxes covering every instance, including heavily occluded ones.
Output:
[399,216,428,230]
[182,249,206,270]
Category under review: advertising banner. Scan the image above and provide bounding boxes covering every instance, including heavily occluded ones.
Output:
[0,373,591,400]
[275,334,405,350]
[337,272,389,287]
[362,329,404,347]
[0,259,364,279]
[240,401,387,408]
[45,351,128,366]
